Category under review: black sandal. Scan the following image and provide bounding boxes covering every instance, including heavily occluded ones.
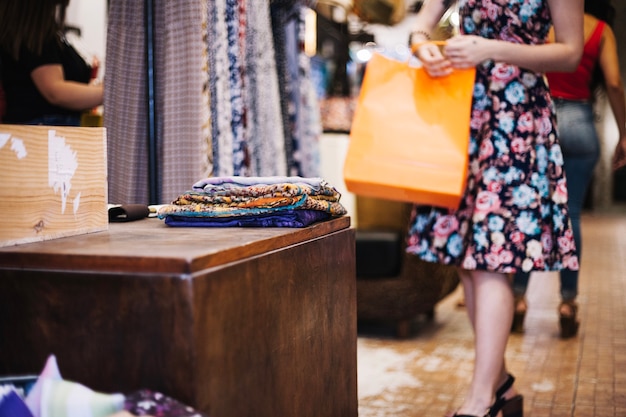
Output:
[452,374,523,417]
[559,300,580,338]
[494,373,523,417]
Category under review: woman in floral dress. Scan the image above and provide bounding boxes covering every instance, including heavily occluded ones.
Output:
[409,0,583,416]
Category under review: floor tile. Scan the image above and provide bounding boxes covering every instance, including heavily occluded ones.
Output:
[357,213,626,417]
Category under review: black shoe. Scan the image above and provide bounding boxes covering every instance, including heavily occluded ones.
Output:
[494,373,523,417]
[452,374,524,417]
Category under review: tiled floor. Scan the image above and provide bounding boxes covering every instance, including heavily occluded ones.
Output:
[357,212,626,417]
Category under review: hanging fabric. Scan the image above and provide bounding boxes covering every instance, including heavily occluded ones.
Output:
[223,0,247,176]
[105,0,209,204]
[243,0,289,177]
[156,0,210,201]
[295,6,322,177]
[208,0,291,177]
[105,0,320,204]
[270,0,321,177]
[207,0,234,177]
[105,1,152,205]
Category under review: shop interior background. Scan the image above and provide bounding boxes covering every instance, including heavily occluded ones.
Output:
[66,0,626,213]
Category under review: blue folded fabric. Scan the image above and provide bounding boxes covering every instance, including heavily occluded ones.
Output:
[164,209,331,228]
[0,388,34,417]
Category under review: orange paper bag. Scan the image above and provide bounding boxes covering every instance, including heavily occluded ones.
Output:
[343,51,476,209]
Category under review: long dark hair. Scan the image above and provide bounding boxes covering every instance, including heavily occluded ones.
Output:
[585,0,616,94]
[0,0,70,60]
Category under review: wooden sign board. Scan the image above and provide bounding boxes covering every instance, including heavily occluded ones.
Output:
[0,125,108,247]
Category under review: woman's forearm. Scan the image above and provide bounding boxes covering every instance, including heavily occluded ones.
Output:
[486,40,582,73]
[47,81,104,111]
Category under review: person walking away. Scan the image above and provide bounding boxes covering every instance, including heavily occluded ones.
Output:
[511,0,626,339]
[408,0,583,415]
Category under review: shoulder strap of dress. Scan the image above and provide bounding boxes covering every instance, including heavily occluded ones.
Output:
[587,20,606,51]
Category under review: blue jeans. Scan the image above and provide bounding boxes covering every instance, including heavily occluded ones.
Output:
[513,99,600,301]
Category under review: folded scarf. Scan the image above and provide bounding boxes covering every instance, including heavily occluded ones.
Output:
[164,209,331,228]
[157,176,348,225]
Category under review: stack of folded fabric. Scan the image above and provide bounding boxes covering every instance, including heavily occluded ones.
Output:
[157,176,347,228]
[0,355,208,417]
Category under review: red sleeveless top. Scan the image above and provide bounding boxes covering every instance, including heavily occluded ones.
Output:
[546,20,605,100]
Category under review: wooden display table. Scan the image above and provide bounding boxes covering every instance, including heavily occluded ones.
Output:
[0,217,357,417]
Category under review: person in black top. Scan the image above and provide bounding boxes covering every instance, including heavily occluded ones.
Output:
[0,0,103,126]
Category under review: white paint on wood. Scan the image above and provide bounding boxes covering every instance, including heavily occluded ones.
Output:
[48,130,79,214]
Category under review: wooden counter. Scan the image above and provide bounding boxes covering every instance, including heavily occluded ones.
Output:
[0,216,357,417]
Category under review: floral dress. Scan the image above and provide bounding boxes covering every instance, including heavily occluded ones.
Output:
[406,0,579,273]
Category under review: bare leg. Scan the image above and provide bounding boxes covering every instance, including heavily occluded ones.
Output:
[455,269,514,416]
[458,269,475,327]
[458,269,511,389]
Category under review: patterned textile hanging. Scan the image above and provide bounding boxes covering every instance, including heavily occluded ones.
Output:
[243,1,288,176]
[295,5,322,178]
[270,0,320,177]
[156,0,209,202]
[211,0,316,178]
[200,0,213,179]
[105,0,320,203]
[270,1,298,175]
[105,0,209,204]
[105,1,151,204]
[224,0,247,175]
[207,0,234,177]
